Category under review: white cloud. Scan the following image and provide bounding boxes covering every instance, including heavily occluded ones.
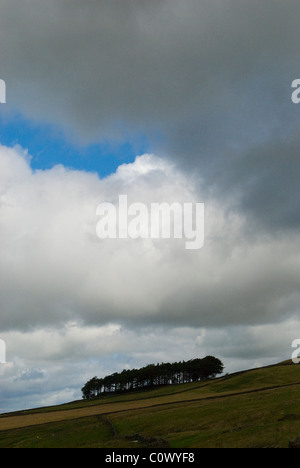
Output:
[0,143,299,411]
[0,143,299,332]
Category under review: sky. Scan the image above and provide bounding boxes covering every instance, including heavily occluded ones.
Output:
[0,0,300,413]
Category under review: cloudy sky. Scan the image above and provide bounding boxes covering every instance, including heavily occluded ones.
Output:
[0,0,300,412]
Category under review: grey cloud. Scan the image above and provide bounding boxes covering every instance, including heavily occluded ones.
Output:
[15,368,45,382]
[1,0,300,232]
[0,0,298,137]
[1,318,297,412]
[0,146,299,334]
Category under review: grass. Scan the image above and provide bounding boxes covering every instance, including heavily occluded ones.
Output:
[1,360,300,448]
[0,417,113,449]
[113,386,300,448]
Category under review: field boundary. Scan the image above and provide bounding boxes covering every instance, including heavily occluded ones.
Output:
[1,379,300,433]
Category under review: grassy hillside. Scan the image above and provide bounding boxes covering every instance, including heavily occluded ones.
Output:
[1,360,300,448]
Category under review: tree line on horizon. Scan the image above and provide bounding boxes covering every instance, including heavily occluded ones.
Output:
[81,356,224,399]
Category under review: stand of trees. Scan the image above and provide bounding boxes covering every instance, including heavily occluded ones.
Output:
[81,356,224,400]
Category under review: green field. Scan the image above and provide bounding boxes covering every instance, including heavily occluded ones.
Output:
[1,360,300,448]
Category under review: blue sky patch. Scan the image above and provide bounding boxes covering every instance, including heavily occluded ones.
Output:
[0,112,149,178]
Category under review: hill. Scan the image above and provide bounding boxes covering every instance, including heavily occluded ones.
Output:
[1,359,300,448]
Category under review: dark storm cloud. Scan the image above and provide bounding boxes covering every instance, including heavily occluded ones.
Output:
[1,0,300,231]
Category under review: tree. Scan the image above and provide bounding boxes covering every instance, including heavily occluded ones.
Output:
[81,355,224,399]
[199,356,224,380]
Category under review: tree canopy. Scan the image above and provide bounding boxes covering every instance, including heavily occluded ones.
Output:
[81,356,224,399]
